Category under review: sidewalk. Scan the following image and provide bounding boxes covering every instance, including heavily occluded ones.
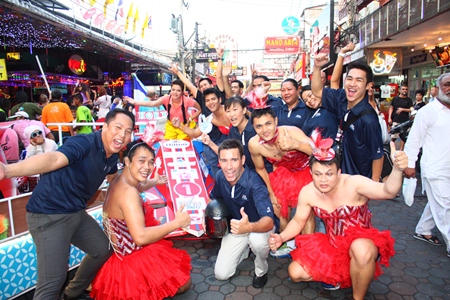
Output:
[170,182,450,300]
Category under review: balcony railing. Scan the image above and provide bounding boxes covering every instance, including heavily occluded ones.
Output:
[351,0,449,48]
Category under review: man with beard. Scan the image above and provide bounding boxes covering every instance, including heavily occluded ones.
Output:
[388,84,413,150]
[404,72,450,258]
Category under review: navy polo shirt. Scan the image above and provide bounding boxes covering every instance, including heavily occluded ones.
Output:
[26,131,118,214]
[228,120,273,173]
[302,106,339,140]
[321,88,383,177]
[210,168,278,230]
[272,100,307,128]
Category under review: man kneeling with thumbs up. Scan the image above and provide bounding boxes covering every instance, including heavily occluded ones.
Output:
[209,139,279,289]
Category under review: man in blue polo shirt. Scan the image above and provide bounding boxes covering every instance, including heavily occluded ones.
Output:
[312,55,383,180]
[0,109,135,300]
[210,139,277,289]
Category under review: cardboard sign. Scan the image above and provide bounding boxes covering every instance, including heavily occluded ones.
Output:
[152,140,212,237]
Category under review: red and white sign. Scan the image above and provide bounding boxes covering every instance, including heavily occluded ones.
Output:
[153,140,212,237]
[264,36,300,55]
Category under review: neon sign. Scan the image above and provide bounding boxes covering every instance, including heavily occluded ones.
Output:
[68,54,86,75]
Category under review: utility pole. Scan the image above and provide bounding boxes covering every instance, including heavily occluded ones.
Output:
[191,22,199,82]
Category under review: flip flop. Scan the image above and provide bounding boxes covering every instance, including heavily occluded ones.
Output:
[414,233,442,245]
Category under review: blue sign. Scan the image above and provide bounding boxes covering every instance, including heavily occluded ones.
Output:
[282,16,300,35]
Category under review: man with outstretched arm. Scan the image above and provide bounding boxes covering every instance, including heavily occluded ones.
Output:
[269,139,407,300]
[0,109,136,300]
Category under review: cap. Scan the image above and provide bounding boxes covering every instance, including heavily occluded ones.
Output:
[9,111,29,119]
[24,125,42,140]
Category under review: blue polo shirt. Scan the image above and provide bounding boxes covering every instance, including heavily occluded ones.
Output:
[26,131,118,214]
[272,100,307,128]
[228,120,273,173]
[302,106,339,140]
[210,168,278,231]
[321,88,383,177]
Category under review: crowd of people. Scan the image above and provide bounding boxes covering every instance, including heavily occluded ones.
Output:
[0,48,449,300]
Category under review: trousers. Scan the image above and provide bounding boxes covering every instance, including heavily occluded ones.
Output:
[415,177,450,251]
[214,226,275,280]
[27,210,113,300]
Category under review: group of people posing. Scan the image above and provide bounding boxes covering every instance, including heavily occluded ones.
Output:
[0,42,449,300]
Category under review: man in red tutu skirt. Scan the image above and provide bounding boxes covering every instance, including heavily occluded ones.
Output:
[269,138,408,300]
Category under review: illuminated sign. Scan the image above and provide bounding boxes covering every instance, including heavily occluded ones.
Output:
[68,54,87,75]
[0,59,7,81]
[367,48,402,76]
[264,36,300,55]
[6,52,21,60]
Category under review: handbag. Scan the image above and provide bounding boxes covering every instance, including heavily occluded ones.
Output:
[378,114,391,144]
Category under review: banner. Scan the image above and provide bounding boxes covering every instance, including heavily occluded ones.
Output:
[264,36,300,55]
[132,73,167,132]
[0,59,7,81]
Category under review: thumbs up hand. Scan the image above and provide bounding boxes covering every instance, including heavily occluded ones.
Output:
[230,207,250,234]
[390,141,408,171]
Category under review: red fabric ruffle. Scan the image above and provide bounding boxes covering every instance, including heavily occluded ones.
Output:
[269,166,312,218]
[90,239,191,300]
[291,225,395,288]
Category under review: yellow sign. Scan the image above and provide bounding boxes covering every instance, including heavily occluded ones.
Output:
[0,59,7,81]
[6,52,21,60]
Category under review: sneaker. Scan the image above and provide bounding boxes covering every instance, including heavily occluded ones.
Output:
[270,242,293,258]
[321,282,340,291]
[252,273,268,288]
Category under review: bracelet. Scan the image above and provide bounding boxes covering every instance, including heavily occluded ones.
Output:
[338,52,346,58]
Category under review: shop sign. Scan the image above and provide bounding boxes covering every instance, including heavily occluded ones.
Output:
[0,59,7,81]
[281,16,300,35]
[6,52,21,60]
[409,53,428,65]
[68,54,86,75]
[196,49,218,63]
[230,67,246,76]
[367,48,402,76]
[264,36,300,55]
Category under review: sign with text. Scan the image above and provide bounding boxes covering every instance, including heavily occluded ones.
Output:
[0,59,7,81]
[367,48,402,76]
[196,48,219,63]
[6,52,21,60]
[264,36,300,55]
[282,16,300,35]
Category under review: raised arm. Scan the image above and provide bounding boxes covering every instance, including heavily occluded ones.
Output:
[311,53,329,98]
[125,96,164,107]
[171,117,202,139]
[169,63,198,98]
[330,42,355,89]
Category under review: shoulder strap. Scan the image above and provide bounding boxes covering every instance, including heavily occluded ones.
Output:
[342,109,377,132]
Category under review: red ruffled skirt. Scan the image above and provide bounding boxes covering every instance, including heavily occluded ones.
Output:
[269,166,312,218]
[291,225,395,288]
[90,239,191,300]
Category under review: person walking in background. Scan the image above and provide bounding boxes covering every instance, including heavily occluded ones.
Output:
[93,87,112,123]
[72,94,94,135]
[0,109,135,300]
[388,84,413,150]
[404,72,450,258]
[41,89,73,144]
[10,91,42,120]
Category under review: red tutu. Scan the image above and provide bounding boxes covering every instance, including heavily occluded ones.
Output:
[269,166,312,218]
[90,239,191,300]
[291,225,395,288]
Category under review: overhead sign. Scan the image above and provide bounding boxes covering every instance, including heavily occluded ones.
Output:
[68,54,86,75]
[264,36,300,55]
[6,52,21,60]
[196,48,218,63]
[367,48,402,76]
[282,16,300,35]
[0,59,7,81]
[230,67,246,76]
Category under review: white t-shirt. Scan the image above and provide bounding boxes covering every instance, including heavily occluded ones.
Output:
[94,95,112,119]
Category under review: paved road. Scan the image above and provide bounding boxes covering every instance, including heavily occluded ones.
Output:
[170,180,450,300]
[18,180,449,300]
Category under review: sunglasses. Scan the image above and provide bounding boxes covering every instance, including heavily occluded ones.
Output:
[31,131,43,138]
